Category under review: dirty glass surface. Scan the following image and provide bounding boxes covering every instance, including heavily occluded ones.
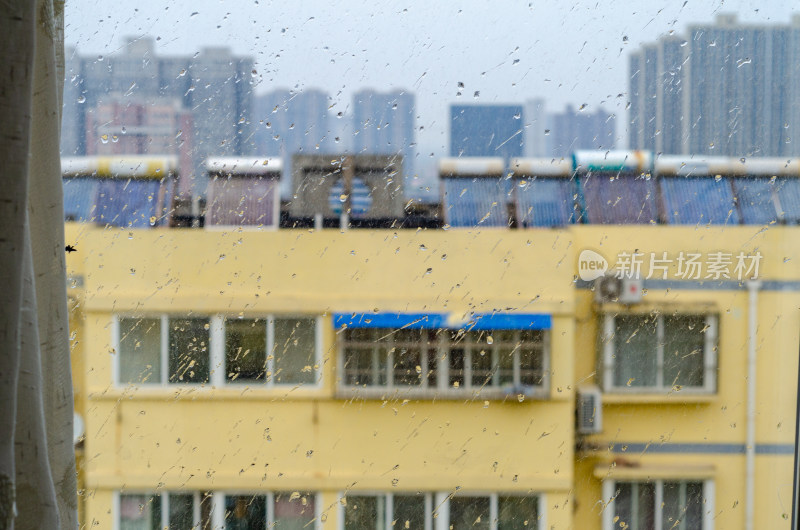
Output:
[63,1,800,530]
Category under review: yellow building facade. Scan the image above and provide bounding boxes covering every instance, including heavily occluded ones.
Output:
[66,222,799,529]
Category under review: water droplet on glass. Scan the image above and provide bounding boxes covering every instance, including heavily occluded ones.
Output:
[149,216,157,226]
[544,129,550,135]
[111,135,119,143]
[339,194,347,203]
[121,126,127,134]
[100,134,109,144]
[714,175,722,182]
[473,91,480,98]
[77,95,86,104]
[486,335,494,345]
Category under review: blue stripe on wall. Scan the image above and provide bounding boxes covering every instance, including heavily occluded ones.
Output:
[608,442,794,455]
[575,279,800,291]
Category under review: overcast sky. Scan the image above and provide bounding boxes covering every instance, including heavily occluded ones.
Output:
[65,0,797,166]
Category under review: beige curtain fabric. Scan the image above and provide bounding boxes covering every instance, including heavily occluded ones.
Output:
[0,1,77,529]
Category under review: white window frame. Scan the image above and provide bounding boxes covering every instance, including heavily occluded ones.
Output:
[113,314,322,388]
[221,491,321,529]
[602,479,714,530]
[601,313,718,393]
[338,491,542,530]
[214,314,323,388]
[113,490,213,530]
[113,314,211,387]
[337,327,550,399]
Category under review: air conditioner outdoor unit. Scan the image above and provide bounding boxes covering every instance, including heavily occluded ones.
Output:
[593,275,643,304]
[576,385,603,435]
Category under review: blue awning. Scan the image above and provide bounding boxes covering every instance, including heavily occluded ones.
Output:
[464,313,552,330]
[333,312,552,330]
[333,312,448,329]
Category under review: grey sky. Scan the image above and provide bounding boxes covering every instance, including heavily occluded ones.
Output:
[65,0,796,163]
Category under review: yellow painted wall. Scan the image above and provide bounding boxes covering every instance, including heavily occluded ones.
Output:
[66,224,800,529]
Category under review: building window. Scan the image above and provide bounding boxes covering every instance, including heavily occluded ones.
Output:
[117,492,213,529]
[225,492,317,529]
[114,315,320,387]
[117,315,210,385]
[168,317,210,383]
[340,493,540,529]
[340,327,548,397]
[604,480,712,530]
[117,491,316,529]
[601,313,717,393]
[223,317,319,386]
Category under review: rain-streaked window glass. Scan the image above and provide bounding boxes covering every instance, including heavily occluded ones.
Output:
[604,314,717,392]
[343,495,385,529]
[119,494,161,530]
[118,317,162,384]
[168,317,211,384]
[60,3,800,530]
[225,495,267,529]
[449,496,491,530]
[225,318,268,382]
[609,481,706,530]
[224,492,317,528]
[273,317,317,385]
[341,328,547,394]
[118,492,213,529]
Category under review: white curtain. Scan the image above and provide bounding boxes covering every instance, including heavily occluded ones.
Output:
[0,1,78,528]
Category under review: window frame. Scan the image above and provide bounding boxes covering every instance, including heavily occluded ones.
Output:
[601,479,715,530]
[336,327,550,399]
[336,491,544,530]
[113,490,211,530]
[213,314,323,388]
[113,490,321,530]
[600,313,718,394]
[222,491,321,529]
[112,314,322,388]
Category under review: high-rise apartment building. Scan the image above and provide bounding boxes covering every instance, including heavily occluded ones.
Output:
[629,14,800,156]
[255,89,332,157]
[352,89,415,176]
[547,105,616,158]
[61,37,255,195]
[254,89,333,192]
[450,104,524,163]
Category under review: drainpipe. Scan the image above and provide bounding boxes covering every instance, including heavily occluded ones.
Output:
[746,279,761,530]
